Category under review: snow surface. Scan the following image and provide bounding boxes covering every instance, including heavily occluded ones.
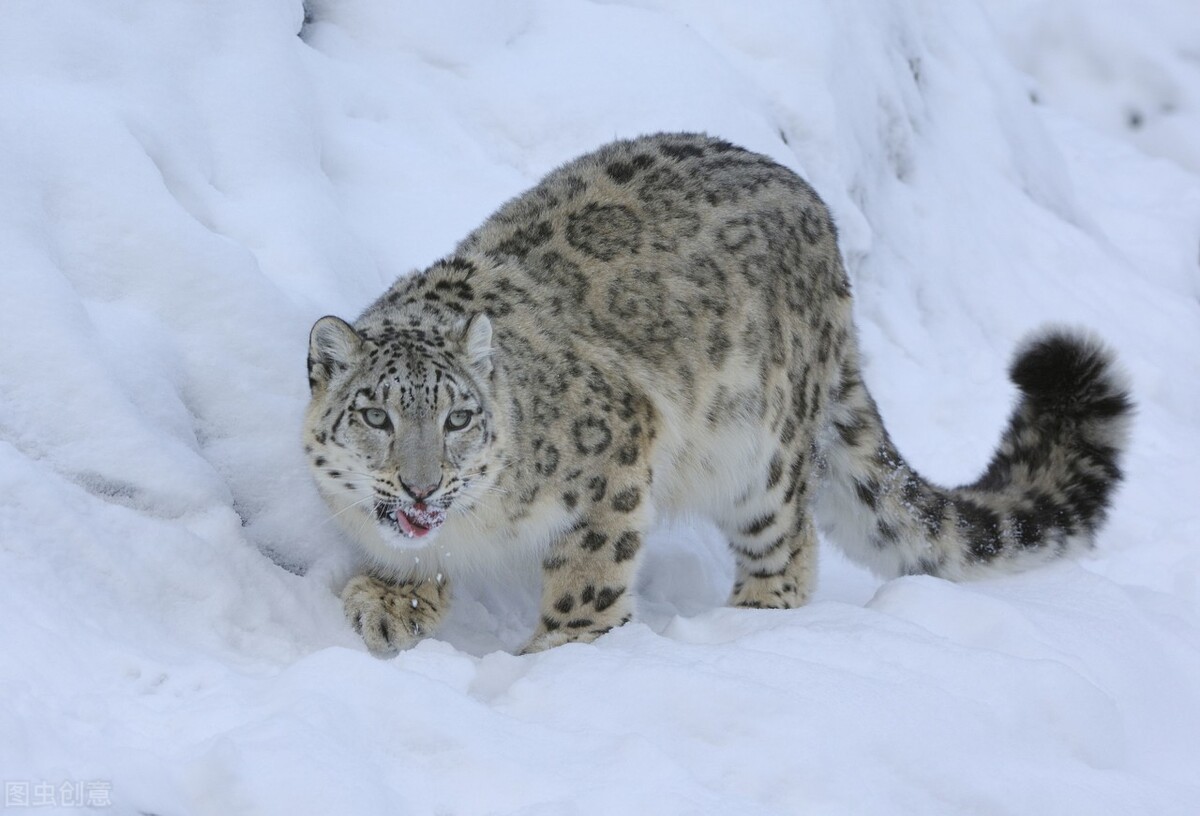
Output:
[1,1,1198,813]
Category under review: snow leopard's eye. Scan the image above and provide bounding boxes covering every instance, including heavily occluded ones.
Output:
[361,408,391,430]
[445,409,473,432]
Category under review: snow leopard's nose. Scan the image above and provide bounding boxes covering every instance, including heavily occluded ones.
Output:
[399,478,440,502]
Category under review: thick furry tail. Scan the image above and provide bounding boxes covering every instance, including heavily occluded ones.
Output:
[812,327,1134,580]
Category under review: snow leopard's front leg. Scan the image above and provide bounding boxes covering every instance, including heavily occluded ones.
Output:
[341,572,451,657]
[522,476,651,653]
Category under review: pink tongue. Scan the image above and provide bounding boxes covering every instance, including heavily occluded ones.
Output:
[396,503,446,538]
[395,512,426,538]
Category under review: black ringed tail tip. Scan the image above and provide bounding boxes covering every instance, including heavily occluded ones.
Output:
[1009,327,1134,420]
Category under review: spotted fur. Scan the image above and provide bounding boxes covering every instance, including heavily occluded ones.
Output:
[303,133,1133,656]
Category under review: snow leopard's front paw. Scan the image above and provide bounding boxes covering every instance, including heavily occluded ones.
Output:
[341,573,450,658]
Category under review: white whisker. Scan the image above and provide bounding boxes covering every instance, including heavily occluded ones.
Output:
[322,494,377,527]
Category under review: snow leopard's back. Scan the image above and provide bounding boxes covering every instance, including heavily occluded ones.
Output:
[448,133,854,519]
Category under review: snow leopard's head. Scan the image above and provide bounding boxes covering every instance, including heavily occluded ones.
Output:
[303,312,499,550]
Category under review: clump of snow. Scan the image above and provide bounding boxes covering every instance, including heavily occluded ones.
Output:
[1,1,1198,813]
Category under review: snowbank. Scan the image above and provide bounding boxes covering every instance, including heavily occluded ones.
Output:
[0,1,1197,813]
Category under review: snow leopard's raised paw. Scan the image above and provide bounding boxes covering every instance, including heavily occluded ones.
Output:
[341,573,449,657]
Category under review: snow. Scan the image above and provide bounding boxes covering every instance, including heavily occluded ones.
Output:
[1,0,1198,813]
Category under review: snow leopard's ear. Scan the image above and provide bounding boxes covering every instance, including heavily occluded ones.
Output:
[459,313,493,379]
[308,316,364,393]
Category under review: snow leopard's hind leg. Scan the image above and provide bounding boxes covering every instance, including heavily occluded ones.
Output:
[721,435,822,610]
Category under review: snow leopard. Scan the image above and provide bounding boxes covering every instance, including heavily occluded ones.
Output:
[303,132,1133,655]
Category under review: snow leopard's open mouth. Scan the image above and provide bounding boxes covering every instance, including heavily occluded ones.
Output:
[376,502,447,539]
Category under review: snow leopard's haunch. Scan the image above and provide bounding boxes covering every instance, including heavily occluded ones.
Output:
[302,132,1133,655]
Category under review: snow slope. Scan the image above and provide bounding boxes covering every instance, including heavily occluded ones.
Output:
[1,0,1198,813]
